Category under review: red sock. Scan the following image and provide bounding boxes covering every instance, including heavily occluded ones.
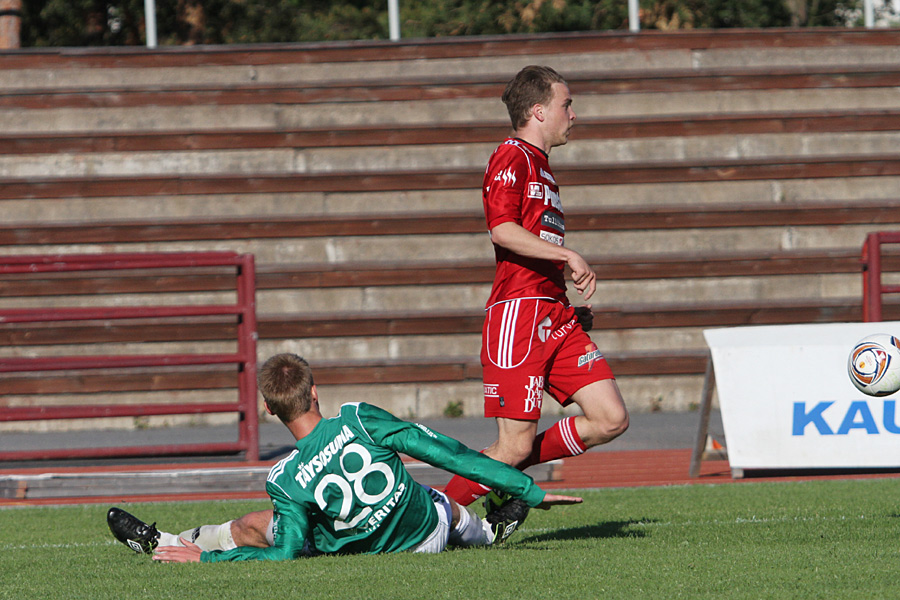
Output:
[518,417,586,470]
[444,475,491,506]
[445,418,586,505]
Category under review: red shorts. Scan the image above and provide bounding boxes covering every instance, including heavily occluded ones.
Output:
[481,299,615,420]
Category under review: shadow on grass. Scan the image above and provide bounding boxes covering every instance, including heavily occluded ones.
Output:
[522,519,654,543]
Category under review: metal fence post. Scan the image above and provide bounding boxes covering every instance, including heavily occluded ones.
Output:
[144,0,157,47]
[628,0,640,32]
[388,0,400,41]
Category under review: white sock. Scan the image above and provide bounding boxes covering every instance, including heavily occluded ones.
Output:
[448,506,492,547]
[156,530,181,548]
[157,521,236,551]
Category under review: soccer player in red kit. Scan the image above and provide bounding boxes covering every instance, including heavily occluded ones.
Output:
[444,66,630,506]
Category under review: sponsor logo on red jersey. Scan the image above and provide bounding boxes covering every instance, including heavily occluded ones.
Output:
[494,168,517,187]
[523,376,544,413]
[578,343,604,371]
[537,316,552,342]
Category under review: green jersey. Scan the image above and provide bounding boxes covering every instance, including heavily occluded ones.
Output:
[202,402,545,562]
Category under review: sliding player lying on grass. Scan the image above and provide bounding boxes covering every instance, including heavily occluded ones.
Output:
[109,353,581,562]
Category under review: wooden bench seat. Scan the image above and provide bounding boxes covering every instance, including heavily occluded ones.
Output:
[256,298,898,339]
[4,66,900,111]
[2,248,895,298]
[1,349,712,396]
[5,155,900,201]
[4,298,898,347]
[2,199,898,244]
[3,28,899,422]
[3,29,899,72]
[3,110,899,156]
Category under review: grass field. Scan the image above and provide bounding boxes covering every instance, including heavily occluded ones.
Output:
[2,478,900,600]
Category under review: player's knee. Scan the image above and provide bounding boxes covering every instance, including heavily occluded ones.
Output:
[231,510,273,548]
[490,436,535,467]
[608,409,629,438]
[504,440,535,467]
[511,444,535,467]
[583,407,629,447]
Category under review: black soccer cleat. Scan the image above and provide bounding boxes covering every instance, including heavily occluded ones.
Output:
[483,489,506,516]
[107,507,161,554]
[484,490,530,544]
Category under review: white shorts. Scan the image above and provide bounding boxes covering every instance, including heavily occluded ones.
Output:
[412,486,451,554]
[266,517,275,546]
[266,517,313,557]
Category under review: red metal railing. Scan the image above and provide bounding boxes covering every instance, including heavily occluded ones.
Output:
[861,232,900,322]
[0,252,259,461]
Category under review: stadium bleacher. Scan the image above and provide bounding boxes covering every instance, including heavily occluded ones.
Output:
[2,28,900,433]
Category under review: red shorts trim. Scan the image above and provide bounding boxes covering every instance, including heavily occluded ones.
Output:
[481,299,615,420]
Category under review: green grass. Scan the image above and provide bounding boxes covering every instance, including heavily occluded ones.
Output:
[2,479,900,599]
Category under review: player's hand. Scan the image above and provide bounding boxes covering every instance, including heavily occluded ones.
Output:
[535,493,583,510]
[152,537,203,563]
[567,253,596,301]
[573,304,593,332]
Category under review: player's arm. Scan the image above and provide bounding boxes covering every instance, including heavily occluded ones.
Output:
[353,403,546,507]
[198,487,310,563]
[490,221,596,300]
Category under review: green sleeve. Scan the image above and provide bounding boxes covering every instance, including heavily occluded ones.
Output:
[350,403,545,507]
[201,481,310,563]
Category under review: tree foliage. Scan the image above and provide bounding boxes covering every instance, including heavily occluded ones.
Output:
[18,0,863,48]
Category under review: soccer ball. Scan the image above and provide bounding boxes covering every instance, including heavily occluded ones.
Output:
[847,333,900,397]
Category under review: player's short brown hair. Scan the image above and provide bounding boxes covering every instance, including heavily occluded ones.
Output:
[258,353,315,422]
[501,65,567,130]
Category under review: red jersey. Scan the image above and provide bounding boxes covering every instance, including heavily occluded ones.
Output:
[482,138,567,307]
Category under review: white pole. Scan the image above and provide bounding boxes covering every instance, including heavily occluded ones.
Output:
[864,0,874,27]
[144,0,157,48]
[628,0,640,32]
[388,0,400,41]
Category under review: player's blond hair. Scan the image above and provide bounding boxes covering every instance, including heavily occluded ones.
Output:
[501,65,567,130]
[257,353,315,422]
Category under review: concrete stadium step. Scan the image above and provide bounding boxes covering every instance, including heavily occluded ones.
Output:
[256,273,860,314]
[2,29,899,91]
[5,130,899,178]
[0,48,688,91]
[6,106,900,175]
[6,296,894,360]
[4,284,896,419]
[6,110,900,177]
[2,247,878,314]
[0,198,900,264]
[0,248,883,289]
[4,298,888,349]
[3,29,900,434]
[3,199,897,239]
[255,272,862,313]
[4,291,894,420]
[5,175,900,223]
[0,225,893,265]
[0,350,714,420]
[5,67,900,111]
[5,82,900,134]
[4,155,900,201]
[6,246,887,328]
[4,111,899,155]
[0,271,863,327]
[0,376,704,426]
[4,65,900,134]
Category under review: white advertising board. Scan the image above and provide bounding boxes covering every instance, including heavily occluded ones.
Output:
[704,321,900,472]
